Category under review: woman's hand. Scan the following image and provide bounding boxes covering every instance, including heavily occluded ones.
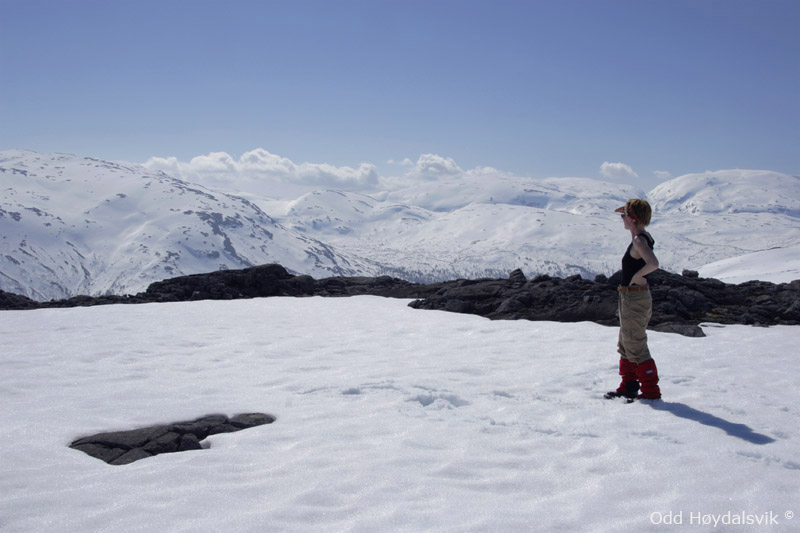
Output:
[630,274,648,286]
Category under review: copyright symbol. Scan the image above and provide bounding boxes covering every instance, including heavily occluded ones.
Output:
[787,511,794,520]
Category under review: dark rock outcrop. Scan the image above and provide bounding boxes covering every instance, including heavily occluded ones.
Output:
[409,269,800,337]
[3,264,799,337]
[0,289,42,310]
[70,413,275,465]
[1,264,429,308]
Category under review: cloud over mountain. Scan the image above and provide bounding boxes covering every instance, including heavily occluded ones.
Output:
[600,161,639,180]
[409,153,463,179]
[144,148,379,194]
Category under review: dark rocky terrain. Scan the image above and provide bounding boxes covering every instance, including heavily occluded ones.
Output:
[2,264,799,337]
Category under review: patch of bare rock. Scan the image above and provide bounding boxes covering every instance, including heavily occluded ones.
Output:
[70,413,275,465]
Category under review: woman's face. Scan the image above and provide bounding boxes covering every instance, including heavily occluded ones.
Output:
[621,211,636,230]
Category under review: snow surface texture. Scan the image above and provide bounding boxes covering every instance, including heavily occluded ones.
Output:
[3,150,800,300]
[1,296,798,532]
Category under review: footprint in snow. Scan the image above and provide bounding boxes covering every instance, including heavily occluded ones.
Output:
[410,393,470,409]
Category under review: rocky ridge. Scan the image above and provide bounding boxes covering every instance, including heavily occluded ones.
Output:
[2,264,799,337]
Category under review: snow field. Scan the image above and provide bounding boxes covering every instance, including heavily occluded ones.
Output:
[1,296,798,532]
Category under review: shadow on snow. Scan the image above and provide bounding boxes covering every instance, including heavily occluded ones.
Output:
[647,401,775,445]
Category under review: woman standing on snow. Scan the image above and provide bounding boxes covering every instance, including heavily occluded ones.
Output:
[605,199,662,401]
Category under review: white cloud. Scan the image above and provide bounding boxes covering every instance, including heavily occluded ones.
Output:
[600,162,639,180]
[377,154,470,192]
[143,150,554,203]
[654,170,673,181]
[143,148,378,194]
[463,165,513,179]
[411,153,463,180]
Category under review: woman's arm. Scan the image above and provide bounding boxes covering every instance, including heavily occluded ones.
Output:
[630,234,659,285]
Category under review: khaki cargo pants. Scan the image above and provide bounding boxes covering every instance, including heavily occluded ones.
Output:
[617,286,653,364]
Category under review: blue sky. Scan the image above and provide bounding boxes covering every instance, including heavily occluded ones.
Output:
[2,0,798,190]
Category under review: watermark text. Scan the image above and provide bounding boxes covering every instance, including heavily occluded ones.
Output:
[650,510,793,527]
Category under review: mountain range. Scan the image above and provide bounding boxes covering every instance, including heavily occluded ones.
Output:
[2,149,799,301]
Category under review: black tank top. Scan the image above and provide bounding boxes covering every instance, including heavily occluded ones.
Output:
[622,233,655,286]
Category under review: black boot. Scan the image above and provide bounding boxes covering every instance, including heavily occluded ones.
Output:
[604,380,640,400]
[604,358,640,399]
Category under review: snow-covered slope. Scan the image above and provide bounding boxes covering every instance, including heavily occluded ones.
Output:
[1,297,798,531]
[698,245,800,284]
[0,150,368,299]
[3,149,800,300]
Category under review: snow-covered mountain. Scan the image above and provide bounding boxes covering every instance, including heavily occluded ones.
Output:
[275,176,652,281]
[3,149,800,300]
[276,169,800,283]
[648,169,800,217]
[0,150,371,300]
